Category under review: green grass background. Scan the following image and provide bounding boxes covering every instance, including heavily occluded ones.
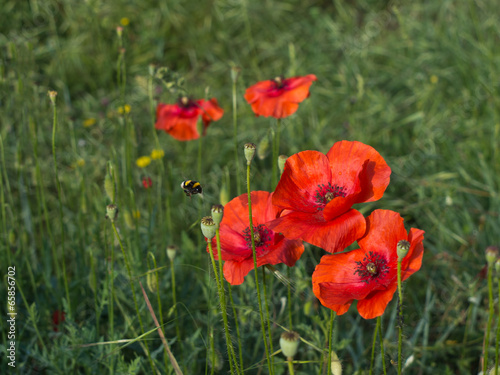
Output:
[1,0,499,373]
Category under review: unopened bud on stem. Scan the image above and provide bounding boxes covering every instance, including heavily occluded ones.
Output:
[244,143,256,165]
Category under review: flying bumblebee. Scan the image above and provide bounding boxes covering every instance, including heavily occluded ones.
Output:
[180,180,203,198]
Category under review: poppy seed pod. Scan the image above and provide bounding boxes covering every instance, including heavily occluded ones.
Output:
[211,205,224,227]
[244,143,257,164]
[330,351,342,375]
[485,246,499,266]
[397,240,411,261]
[105,204,119,222]
[166,245,177,262]
[279,331,300,358]
[201,216,216,240]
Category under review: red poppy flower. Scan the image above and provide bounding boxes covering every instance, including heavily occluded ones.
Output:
[312,210,425,319]
[52,310,66,332]
[155,97,224,141]
[267,140,391,253]
[208,191,304,285]
[142,176,152,189]
[244,75,317,118]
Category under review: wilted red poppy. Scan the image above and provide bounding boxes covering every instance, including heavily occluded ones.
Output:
[52,310,66,332]
[142,177,152,189]
[312,210,425,319]
[155,97,223,141]
[208,191,304,285]
[244,75,316,118]
[267,140,391,253]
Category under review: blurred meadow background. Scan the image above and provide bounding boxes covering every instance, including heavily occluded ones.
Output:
[1,0,499,373]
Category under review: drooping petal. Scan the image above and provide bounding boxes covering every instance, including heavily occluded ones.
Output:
[356,283,398,319]
[326,141,391,204]
[272,151,332,213]
[313,250,378,302]
[199,98,224,134]
[358,210,408,260]
[267,208,366,253]
[401,227,425,280]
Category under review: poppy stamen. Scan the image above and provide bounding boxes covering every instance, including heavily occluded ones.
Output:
[314,182,347,210]
[243,224,273,256]
[354,251,389,283]
[272,76,285,88]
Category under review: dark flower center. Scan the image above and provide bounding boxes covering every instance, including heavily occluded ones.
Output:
[314,182,346,210]
[178,96,194,108]
[243,224,273,256]
[354,251,389,284]
[272,76,285,89]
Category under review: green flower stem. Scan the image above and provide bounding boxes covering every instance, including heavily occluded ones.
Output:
[262,268,274,368]
[287,267,293,329]
[369,318,379,375]
[105,225,115,374]
[326,309,336,375]
[397,260,403,375]
[210,328,215,375]
[207,241,238,375]
[495,275,500,375]
[287,357,295,375]
[149,252,169,372]
[484,263,494,372]
[170,253,181,347]
[217,228,243,372]
[378,316,387,375]
[228,283,244,373]
[51,95,71,317]
[247,162,274,375]
[111,222,155,374]
[232,76,241,196]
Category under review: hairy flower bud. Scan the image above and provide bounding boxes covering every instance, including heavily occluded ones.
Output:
[105,204,119,222]
[279,331,300,358]
[485,246,499,266]
[244,143,257,165]
[397,240,410,262]
[166,245,177,262]
[211,205,224,227]
[278,155,288,176]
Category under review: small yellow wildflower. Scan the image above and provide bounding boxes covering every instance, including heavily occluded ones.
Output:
[83,118,96,127]
[430,75,439,84]
[150,149,165,160]
[118,104,131,114]
[120,17,130,26]
[136,156,151,168]
[132,210,141,219]
[76,158,85,167]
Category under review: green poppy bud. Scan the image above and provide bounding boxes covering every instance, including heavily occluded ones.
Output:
[397,240,410,262]
[201,216,216,240]
[105,204,119,222]
[330,350,342,375]
[211,205,224,227]
[244,143,257,165]
[279,331,300,359]
[485,246,499,266]
[166,245,177,262]
[278,155,288,176]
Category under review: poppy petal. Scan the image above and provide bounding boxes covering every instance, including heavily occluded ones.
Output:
[272,151,332,213]
[267,209,366,253]
[326,141,391,203]
[356,284,398,319]
[358,210,408,259]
